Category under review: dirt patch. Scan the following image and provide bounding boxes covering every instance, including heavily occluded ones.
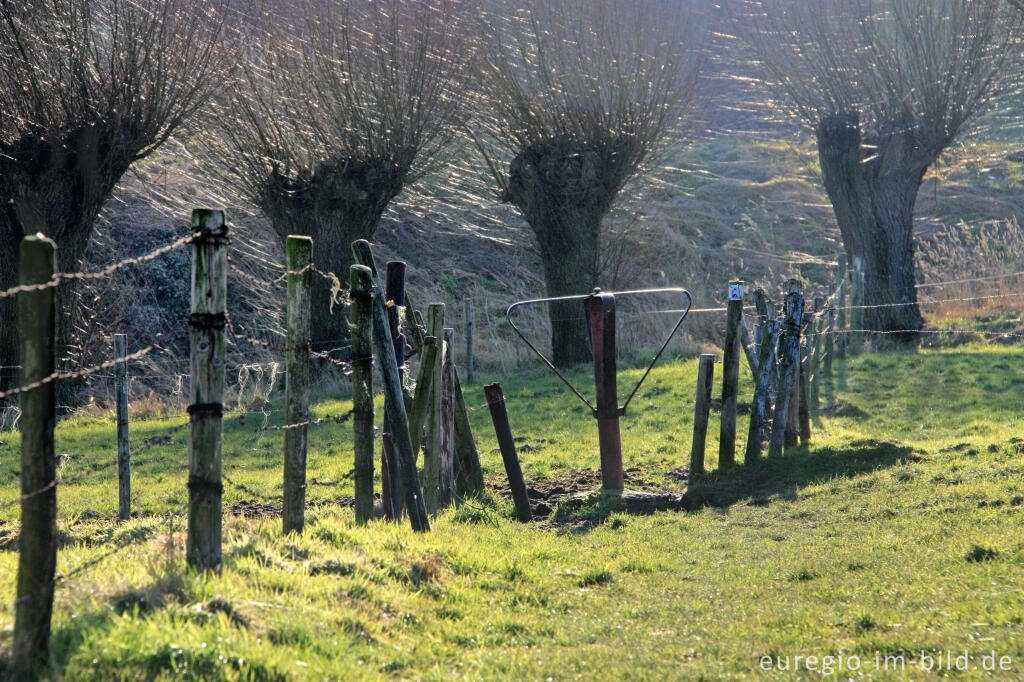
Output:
[229,500,281,518]
[495,465,685,521]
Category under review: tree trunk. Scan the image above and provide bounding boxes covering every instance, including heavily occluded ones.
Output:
[505,140,621,367]
[262,158,404,353]
[816,112,929,341]
[0,130,125,392]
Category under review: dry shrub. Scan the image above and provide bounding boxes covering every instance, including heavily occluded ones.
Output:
[915,218,1024,320]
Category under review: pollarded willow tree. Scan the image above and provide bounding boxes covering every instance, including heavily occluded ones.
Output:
[735,0,1023,337]
[206,0,470,351]
[0,0,230,385]
[474,0,702,367]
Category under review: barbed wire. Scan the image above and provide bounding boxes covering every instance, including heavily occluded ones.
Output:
[0,347,154,401]
[0,234,195,300]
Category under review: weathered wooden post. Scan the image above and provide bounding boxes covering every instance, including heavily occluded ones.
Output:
[350,260,375,525]
[837,253,848,362]
[718,280,744,468]
[452,365,484,497]
[798,311,812,445]
[114,333,131,521]
[282,235,312,534]
[12,235,58,676]
[465,299,474,383]
[409,337,439,457]
[768,281,804,458]
[421,303,445,513]
[745,289,776,464]
[851,257,866,354]
[484,383,532,522]
[824,298,836,403]
[584,291,624,491]
[439,328,456,509]
[690,354,715,477]
[810,297,825,413]
[187,209,228,572]
[381,261,406,520]
[351,264,430,532]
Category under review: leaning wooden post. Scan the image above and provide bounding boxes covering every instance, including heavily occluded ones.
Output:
[768,281,804,458]
[352,265,429,532]
[12,235,58,675]
[718,281,744,468]
[114,333,131,522]
[851,257,866,354]
[452,365,484,497]
[281,236,312,534]
[465,299,474,383]
[745,289,776,464]
[690,354,715,477]
[484,383,532,522]
[381,261,406,520]
[187,209,228,572]
[584,291,624,491]
[350,260,375,525]
[439,327,456,509]
[421,303,445,513]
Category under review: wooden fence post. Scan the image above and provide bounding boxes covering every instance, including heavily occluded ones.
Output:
[114,333,131,522]
[485,383,532,522]
[351,264,429,532]
[350,260,374,525]
[465,299,474,383]
[798,312,812,445]
[452,365,484,497]
[439,328,456,509]
[810,297,824,413]
[421,304,445,513]
[690,354,715,477]
[282,235,312,534]
[851,257,866,354]
[187,209,228,572]
[381,261,406,520]
[836,253,848,362]
[12,235,58,676]
[718,281,744,468]
[823,298,836,404]
[768,281,804,458]
[745,289,776,464]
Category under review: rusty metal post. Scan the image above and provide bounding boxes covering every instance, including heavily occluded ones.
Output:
[584,291,624,491]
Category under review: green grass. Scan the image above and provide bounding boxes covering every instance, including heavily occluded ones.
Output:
[1,347,1023,679]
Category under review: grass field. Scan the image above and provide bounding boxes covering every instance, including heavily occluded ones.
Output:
[0,345,1022,680]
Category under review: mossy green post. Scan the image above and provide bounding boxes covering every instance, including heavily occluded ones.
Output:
[12,234,57,677]
[284,236,312,534]
[350,265,429,532]
[408,338,439,458]
[422,304,445,514]
[350,260,374,525]
[452,364,485,498]
[187,209,227,572]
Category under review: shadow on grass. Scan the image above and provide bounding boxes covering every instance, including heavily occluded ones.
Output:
[684,438,921,510]
[551,439,920,529]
